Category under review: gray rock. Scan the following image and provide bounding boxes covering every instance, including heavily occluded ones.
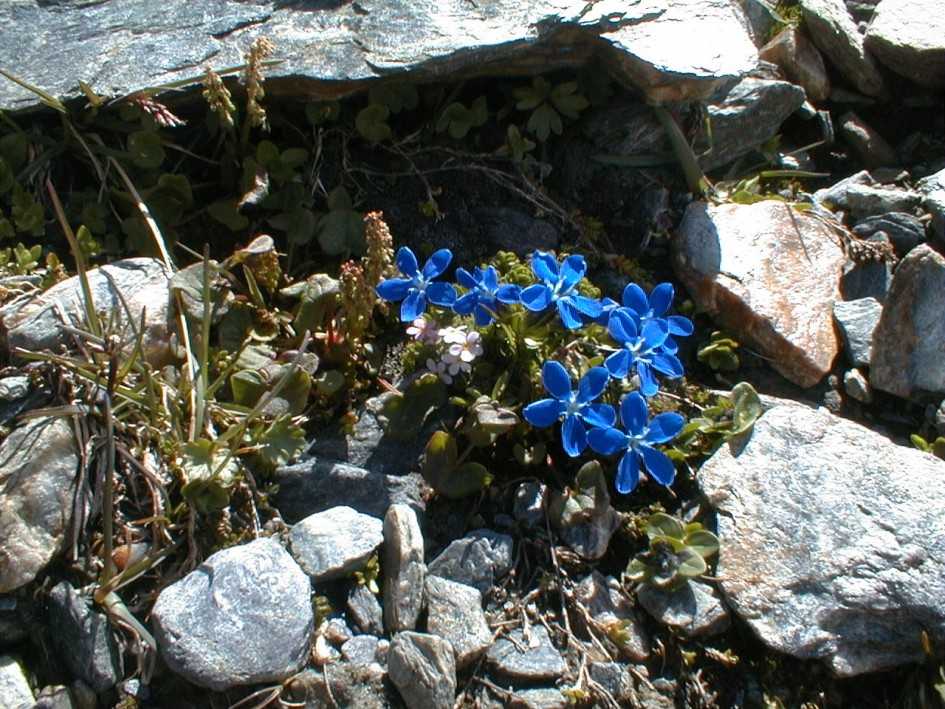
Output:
[0,377,28,402]
[0,258,172,367]
[347,584,385,636]
[427,529,514,596]
[699,404,945,676]
[840,258,893,302]
[673,200,845,388]
[323,617,353,647]
[917,169,945,244]
[474,208,560,255]
[759,25,831,102]
[31,685,75,709]
[843,367,873,402]
[735,0,783,47]
[832,297,882,366]
[841,185,922,222]
[0,595,31,651]
[285,664,388,709]
[559,506,622,561]
[865,0,945,88]
[341,635,381,666]
[637,581,731,637]
[513,688,568,709]
[487,626,567,681]
[937,399,945,437]
[273,459,424,524]
[290,506,383,583]
[0,2,757,111]
[152,537,313,691]
[0,654,33,709]
[383,504,425,633]
[48,583,122,693]
[0,377,49,429]
[425,576,492,670]
[838,112,897,168]
[853,213,925,257]
[870,244,945,399]
[573,572,649,661]
[799,0,886,96]
[813,168,873,206]
[588,662,635,705]
[700,78,807,171]
[388,632,456,709]
[0,417,79,593]
[513,482,547,529]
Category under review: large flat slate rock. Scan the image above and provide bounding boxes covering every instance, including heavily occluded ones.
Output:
[699,404,945,677]
[0,0,757,112]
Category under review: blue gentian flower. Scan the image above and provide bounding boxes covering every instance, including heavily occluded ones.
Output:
[594,296,619,326]
[376,246,458,322]
[587,392,684,494]
[453,265,522,326]
[523,360,616,457]
[604,308,684,396]
[621,283,693,353]
[520,251,603,329]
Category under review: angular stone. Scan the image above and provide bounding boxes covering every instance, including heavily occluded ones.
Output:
[286,664,388,709]
[487,626,567,681]
[735,0,783,47]
[853,212,926,257]
[427,529,514,595]
[870,244,945,399]
[637,581,730,637]
[840,258,893,303]
[573,572,649,661]
[48,583,122,693]
[917,169,945,245]
[840,185,922,222]
[833,297,882,367]
[0,258,172,367]
[273,459,424,524]
[799,0,885,96]
[474,208,560,256]
[0,417,79,593]
[843,367,873,402]
[152,537,313,691]
[759,26,831,102]
[700,78,807,171]
[0,2,756,112]
[31,684,75,709]
[289,506,383,583]
[838,112,897,168]
[699,404,945,676]
[514,688,568,709]
[866,0,945,88]
[341,635,381,666]
[0,595,29,650]
[383,504,425,633]
[588,662,635,705]
[673,200,845,387]
[0,654,33,708]
[389,632,456,709]
[425,576,492,669]
[347,584,385,636]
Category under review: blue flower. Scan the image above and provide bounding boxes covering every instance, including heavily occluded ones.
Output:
[453,265,522,326]
[376,246,458,322]
[523,360,616,457]
[620,283,693,353]
[520,251,602,329]
[594,296,619,326]
[604,308,684,396]
[587,392,684,494]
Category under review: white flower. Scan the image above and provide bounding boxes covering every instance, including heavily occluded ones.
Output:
[438,325,467,346]
[446,330,483,363]
[407,317,438,344]
[442,353,472,376]
[426,357,453,384]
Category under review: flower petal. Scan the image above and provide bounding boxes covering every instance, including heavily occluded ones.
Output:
[482,266,499,292]
[570,294,603,318]
[561,414,587,457]
[453,291,478,316]
[661,337,679,354]
[496,284,522,304]
[667,315,693,336]
[375,278,412,302]
[604,349,631,378]
[641,319,669,349]
[651,351,684,378]
[400,290,426,322]
[427,282,457,307]
[523,398,565,428]
[638,361,660,397]
[649,283,674,316]
[520,284,552,312]
[396,246,419,277]
[646,412,685,444]
[608,309,638,344]
[473,304,494,327]
[422,248,453,279]
[615,450,641,494]
[595,297,618,326]
[621,283,648,314]
[588,426,628,456]
[541,360,572,400]
[531,251,559,284]
[620,392,648,435]
[455,267,478,290]
[582,403,617,429]
[577,366,610,403]
[558,254,587,291]
[639,444,676,486]
[556,298,584,330]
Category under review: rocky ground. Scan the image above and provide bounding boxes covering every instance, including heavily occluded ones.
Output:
[0,0,944,708]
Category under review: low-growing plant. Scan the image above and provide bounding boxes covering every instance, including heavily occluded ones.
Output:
[625,512,719,589]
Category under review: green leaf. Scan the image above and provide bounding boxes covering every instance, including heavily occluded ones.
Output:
[355,104,392,143]
[127,130,165,169]
[0,157,13,195]
[436,99,487,139]
[314,369,345,397]
[911,434,931,452]
[932,438,945,460]
[513,77,549,111]
[76,225,101,259]
[646,512,685,541]
[281,147,309,169]
[550,81,589,119]
[256,140,281,168]
[625,558,649,583]
[179,439,239,513]
[368,83,418,113]
[0,133,28,171]
[256,416,306,467]
[381,374,447,441]
[208,200,250,231]
[506,124,535,163]
[0,216,13,241]
[676,548,708,578]
[11,185,43,236]
[421,430,458,490]
[730,382,762,436]
[526,103,562,142]
[306,101,340,126]
[286,207,318,246]
[318,206,364,256]
[284,272,340,332]
[231,369,268,408]
[684,530,720,559]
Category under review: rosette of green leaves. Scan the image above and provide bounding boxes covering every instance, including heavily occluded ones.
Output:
[625,513,719,589]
